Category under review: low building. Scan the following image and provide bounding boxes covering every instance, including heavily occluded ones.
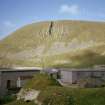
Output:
[0,67,42,96]
[1,66,105,95]
[46,66,105,87]
[59,68,105,83]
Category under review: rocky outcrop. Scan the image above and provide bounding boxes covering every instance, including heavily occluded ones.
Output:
[17,89,40,102]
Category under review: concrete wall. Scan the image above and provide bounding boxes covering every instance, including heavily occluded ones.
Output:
[60,70,72,83]
[0,72,1,87]
[0,71,2,94]
[72,71,105,83]
[60,70,105,84]
[0,70,40,96]
[72,71,92,83]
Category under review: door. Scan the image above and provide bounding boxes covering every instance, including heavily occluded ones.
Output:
[7,80,11,89]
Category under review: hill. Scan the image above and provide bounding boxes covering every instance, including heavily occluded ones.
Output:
[0,20,105,68]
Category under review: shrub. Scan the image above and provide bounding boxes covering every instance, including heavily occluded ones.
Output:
[24,73,61,90]
[0,95,16,105]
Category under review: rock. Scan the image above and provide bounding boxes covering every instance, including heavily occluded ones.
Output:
[17,89,40,101]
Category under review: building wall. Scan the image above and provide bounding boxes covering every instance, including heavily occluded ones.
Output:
[0,71,2,94]
[0,70,40,96]
[60,70,72,83]
[60,70,105,84]
[72,71,105,83]
[0,72,1,87]
[72,71,92,83]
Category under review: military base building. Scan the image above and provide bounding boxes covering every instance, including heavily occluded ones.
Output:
[0,65,105,95]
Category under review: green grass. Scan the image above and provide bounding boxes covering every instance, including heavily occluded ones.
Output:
[4,100,36,105]
[24,73,105,105]
[38,86,75,105]
[6,87,105,105]
[4,73,105,105]
[24,73,60,90]
[0,95,16,105]
[38,86,105,105]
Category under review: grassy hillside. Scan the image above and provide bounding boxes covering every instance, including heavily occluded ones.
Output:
[0,20,105,68]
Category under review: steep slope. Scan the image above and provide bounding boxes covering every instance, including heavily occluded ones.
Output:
[0,20,105,68]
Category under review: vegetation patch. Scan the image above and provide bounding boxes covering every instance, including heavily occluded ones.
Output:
[24,73,60,90]
[4,100,36,105]
[0,95,16,105]
[38,86,75,105]
[4,73,105,105]
[38,86,105,105]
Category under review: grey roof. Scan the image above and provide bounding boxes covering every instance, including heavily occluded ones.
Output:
[58,68,105,72]
[44,68,59,74]
[0,67,43,72]
[0,66,105,72]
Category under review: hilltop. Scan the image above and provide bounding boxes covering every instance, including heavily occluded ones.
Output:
[0,20,105,68]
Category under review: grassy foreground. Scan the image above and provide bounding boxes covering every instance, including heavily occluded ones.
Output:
[4,73,105,105]
[5,100,35,105]
[38,86,105,105]
[24,73,61,90]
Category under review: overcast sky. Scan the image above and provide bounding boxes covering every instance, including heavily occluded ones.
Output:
[0,0,105,39]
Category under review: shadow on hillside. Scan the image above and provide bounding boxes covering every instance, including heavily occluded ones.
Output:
[52,50,105,68]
